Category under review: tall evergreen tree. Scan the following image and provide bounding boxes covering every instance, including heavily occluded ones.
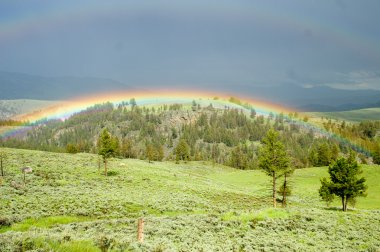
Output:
[372,143,380,165]
[145,143,155,163]
[175,138,190,163]
[317,143,331,166]
[330,143,340,161]
[319,155,367,211]
[228,145,248,170]
[259,128,290,208]
[98,128,119,176]
[0,150,7,177]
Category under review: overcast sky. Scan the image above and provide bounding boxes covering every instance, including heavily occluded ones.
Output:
[0,0,379,90]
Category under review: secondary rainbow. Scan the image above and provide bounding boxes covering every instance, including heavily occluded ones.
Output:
[1,2,379,61]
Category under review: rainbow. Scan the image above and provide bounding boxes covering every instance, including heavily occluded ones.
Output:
[10,89,293,122]
[0,89,292,139]
[0,89,370,155]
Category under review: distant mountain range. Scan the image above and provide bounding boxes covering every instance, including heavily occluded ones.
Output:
[0,71,131,100]
[0,71,379,112]
[237,83,380,112]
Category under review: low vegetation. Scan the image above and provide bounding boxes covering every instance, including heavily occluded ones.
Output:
[0,148,379,251]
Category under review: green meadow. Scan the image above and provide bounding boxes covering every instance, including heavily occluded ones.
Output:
[307,107,380,122]
[0,148,380,251]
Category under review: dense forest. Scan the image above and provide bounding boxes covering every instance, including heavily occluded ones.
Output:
[0,100,379,168]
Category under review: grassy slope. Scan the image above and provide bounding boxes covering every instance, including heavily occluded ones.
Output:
[307,107,380,122]
[0,148,380,251]
[211,164,380,209]
[292,166,380,209]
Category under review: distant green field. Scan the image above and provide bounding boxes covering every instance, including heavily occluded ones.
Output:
[307,107,380,122]
[0,148,379,251]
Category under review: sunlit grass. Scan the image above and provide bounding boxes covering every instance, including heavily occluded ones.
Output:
[48,240,101,252]
[292,165,380,209]
[0,216,91,233]
[222,208,291,223]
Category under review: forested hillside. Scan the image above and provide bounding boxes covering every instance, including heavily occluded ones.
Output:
[1,100,379,168]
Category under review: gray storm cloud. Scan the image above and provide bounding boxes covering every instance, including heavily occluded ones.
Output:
[0,0,379,91]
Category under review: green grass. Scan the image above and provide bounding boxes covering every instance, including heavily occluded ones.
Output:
[292,165,380,209]
[0,216,91,233]
[210,164,380,209]
[307,107,380,122]
[0,148,379,251]
[11,237,101,252]
[222,208,291,223]
[48,240,101,252]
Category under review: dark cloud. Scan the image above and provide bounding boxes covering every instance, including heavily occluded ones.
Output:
[335,0,347,10]
[0,0,379,91]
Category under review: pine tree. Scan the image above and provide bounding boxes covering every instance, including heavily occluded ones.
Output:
[145,143,155,163]
[330,143,340,161]
[259,128,290,208]
[175,139,190,163]
[319,178,334,207]
[0,150,7,177]
[156,144,164,161]
[372,143,380,164]
[228,146,248,169]
[121,138,134,158]
[98,128,119,176]
[308,146,318,166]
[319,155,367,211]
[317,142,331,166]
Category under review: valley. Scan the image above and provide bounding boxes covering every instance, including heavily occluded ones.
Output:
[307,108,380,122]
[0,97,379,251]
